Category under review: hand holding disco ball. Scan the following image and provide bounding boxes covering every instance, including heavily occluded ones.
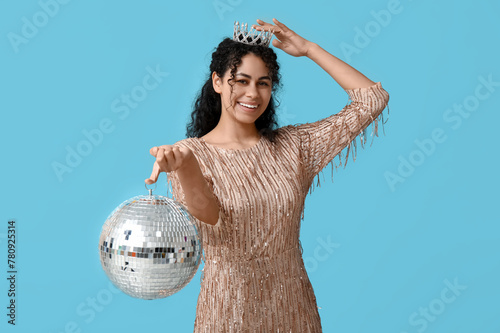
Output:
[98,145,202,300]
[145,145,194,185]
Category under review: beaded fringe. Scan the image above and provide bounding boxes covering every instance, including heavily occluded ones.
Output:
[298,82,390,221]
[310,101,390,193]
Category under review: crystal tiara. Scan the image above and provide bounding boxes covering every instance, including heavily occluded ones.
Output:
[233,21,274,47]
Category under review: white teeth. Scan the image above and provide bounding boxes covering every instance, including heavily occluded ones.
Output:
[239,102,258,109]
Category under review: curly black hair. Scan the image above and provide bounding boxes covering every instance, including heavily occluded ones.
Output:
[186,37,283,142]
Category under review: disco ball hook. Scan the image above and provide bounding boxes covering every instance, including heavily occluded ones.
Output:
[145,182,157,196]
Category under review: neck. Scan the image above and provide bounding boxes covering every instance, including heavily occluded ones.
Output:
[210,121,261,143]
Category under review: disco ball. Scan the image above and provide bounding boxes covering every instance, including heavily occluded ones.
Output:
[98,189,202,300]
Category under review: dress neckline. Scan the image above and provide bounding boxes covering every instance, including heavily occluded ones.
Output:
[198,135,264,152]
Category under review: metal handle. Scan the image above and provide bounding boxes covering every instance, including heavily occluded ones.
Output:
[145,182,157,196]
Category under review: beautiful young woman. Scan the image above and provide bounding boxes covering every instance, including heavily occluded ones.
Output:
[146,18,389,332]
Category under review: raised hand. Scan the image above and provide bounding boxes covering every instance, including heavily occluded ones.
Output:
[252,18,314,57]
[145,145,194,184]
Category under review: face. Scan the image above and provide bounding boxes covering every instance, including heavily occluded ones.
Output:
[212,53,273,126]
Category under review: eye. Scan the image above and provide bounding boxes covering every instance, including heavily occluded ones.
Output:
[236,79,270,86]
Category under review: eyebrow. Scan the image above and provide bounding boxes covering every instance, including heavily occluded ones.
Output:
[235,72,271,81]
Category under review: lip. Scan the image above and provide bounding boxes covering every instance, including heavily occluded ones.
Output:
[238,101,259,106]
[237,101,260,112]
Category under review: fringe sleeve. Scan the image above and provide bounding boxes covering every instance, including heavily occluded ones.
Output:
[295,81,390,192]
[165,141,226,236]
[166,161,228,266]
[166,166,225,230]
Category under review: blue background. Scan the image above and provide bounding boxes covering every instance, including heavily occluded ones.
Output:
[1,0,498,332]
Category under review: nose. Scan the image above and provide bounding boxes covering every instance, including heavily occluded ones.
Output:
[245,82,259,98]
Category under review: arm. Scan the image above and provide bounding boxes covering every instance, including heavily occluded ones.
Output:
[305,42,376,90]
[293,83,389,184]
[175,154,220,226]
[255,18,390,186]
[254,18,378,89]
[299,41,390,178]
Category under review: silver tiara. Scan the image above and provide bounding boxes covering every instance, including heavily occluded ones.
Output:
[233,21,274,47]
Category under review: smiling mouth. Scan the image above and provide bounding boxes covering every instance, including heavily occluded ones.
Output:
[237,102,259,111]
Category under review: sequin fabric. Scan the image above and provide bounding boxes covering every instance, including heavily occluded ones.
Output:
[167,82,389,332]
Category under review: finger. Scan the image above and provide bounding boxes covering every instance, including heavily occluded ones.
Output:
[150,145,172,156]
[165,147,176,165]
[256,18,272,27]
[253,24,282,35]
[156,147,165,161]
[257,19,275,28]
[272,39,283,50]
[254,19,276,31]
[149,146,158,156]
[145,161,160,184]
[272,18,291,32]
[171,146,183,169]
[157,147,176,172]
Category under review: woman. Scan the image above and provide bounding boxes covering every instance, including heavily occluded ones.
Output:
[146,18,389,332]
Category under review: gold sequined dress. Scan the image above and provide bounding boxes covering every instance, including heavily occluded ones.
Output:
[167,82,389,332]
